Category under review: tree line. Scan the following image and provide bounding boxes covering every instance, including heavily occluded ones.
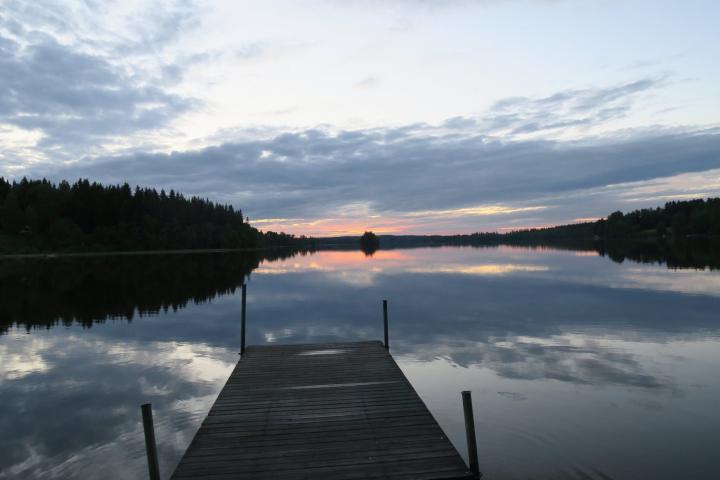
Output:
[594,198,720,238]
[366,198,720,248]
[0,178,315,253]
[485,197,720,241]
[2,177,717,254]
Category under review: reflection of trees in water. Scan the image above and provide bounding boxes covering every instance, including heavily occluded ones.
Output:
[455,237,720,270]
[376,236,720,270]
[0,249,301,334]
[2,239,718,334]
[359,231,379,256]
[596,238,720,270]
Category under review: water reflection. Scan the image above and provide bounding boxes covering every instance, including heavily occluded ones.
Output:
[2,241,719,335]
[0,250,299,333]
[0,301,239,479]
[1,245,719,479]
[596,237,720,270]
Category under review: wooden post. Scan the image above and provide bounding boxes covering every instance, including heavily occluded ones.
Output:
[383,299,389,350]
[461,391,481,478]
[141,403,161,480]
[240,283,247,355]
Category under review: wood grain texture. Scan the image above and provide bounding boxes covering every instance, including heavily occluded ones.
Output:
[171,341,473,480]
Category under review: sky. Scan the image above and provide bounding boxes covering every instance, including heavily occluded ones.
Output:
[1,0,719,236]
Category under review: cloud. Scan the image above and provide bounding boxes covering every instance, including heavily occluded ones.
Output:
[0,35,195,151]
[114,0,200,55]
[333,0,562,9]
[234,42,266,60]
[0,0,201,157]
[26,123,720,231]
[354,76,381,89]
[0,0,200,55]
[1,65,718,233]
[405,205,546,219]
[482,78,663,136]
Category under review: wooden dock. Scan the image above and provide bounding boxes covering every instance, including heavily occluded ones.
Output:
[170,340,475,479]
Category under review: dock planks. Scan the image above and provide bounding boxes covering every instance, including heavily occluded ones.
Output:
[171,341,474,480]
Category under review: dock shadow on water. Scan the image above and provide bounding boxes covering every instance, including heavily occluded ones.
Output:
[1,242,719,479]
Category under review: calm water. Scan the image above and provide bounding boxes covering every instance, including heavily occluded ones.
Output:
[1,246,719,479]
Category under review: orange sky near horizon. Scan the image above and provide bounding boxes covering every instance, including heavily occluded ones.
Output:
[255,217,602,237]
[254,218,419,237]
[251,205,569,237]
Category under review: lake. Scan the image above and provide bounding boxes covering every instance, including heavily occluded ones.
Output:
[1,245,719,479]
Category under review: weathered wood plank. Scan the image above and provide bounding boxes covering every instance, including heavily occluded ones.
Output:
[171,341,473,480]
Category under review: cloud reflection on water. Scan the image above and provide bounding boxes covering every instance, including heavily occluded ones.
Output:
[0,312,237,479]
[1,246,720,479]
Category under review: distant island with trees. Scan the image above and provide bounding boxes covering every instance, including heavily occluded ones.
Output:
[1,177,718,255]
[359,231,380,254]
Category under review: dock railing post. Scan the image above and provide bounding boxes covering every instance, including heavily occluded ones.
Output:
[240,283,247,355]
[141,403,161,480]
[382,299,389,350]
[461,391,482,479]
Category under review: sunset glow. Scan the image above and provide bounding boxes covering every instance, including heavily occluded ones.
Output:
[256,217,411,237]
[256,250,412,274]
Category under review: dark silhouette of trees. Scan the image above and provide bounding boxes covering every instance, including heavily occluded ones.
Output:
[0,249,302,334]
[593,198,720,238]
[441,199,720,244]
[364,198,720,249]
[2,176,716,256]
[359,231,379,254]
[0,177,315,253]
